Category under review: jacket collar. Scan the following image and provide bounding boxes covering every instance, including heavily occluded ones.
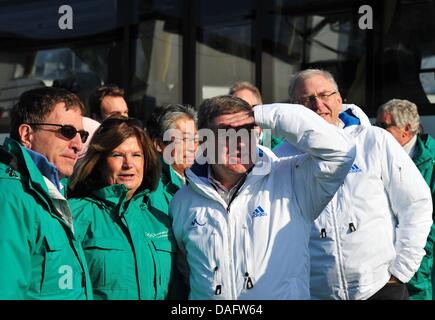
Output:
[3,138,50,194]
[25,147,61,191]
[90,184,151,215]
[339,108,361,128]
[161,158,184,189]
[413,134,435,166]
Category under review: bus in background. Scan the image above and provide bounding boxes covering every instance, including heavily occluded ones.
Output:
[1,0,435,144]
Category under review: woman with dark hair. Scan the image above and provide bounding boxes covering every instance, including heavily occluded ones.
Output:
[68,116,184,300]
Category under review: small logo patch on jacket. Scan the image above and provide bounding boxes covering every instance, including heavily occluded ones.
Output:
[349,163,362,173]
[251,206,267,218]
[191,218,206,227]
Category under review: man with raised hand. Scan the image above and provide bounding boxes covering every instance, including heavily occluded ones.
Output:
[169,95,355,299]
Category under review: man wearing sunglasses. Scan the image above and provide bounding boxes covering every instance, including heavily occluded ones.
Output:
[279,69,432,300]
[377,99,435,300]
[0,87,92,299]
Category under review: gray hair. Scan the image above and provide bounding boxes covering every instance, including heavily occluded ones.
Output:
[377,99,420,135]
[229,81,263,104]
[288,69,339,102]
[146,104,197,141]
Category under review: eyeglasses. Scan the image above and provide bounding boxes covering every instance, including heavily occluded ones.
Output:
[97,116,143,134]
[27,123,89,143]
[296,91,337,106]
[172,136,200,144]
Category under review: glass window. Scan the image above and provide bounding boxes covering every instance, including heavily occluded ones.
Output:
[381,0,435,116]
[196,0,256,105]
[262,0,367,107]
[130,0,182,121]
[0,45,109,136]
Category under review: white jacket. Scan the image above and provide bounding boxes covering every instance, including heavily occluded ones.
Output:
[169,104,356,299]
[276,106,433,300]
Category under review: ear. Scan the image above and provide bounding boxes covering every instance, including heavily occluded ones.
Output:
[403,123,413,138]
[153,139,163,153]
[17,124,34,148]
[337,92,343,105]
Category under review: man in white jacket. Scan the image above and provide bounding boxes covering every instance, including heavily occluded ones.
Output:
[282,69,433,299]
[169,95,356,299]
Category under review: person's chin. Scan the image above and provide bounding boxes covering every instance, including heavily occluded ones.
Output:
[58,167,73,179]
[225,163,249,174]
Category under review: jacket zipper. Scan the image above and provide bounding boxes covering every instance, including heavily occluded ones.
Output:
[216,173,247,300]
[212,231,222,295]
[226,204,237,299]
[336,185,349,299]
[225,183,245,300]
[242,225,254,290]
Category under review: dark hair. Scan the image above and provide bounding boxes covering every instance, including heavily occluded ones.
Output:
[197,95,252,130]
[88,84,125,119]
[146,104,197,142]
[10,87,85,141]
[69,116,160,197]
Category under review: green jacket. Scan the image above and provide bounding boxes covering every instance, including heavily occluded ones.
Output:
[148,160,184,217]
[161,160,183,195]
[260,130,284,150]
[0,138,92,300]
[407,134,435,300]
[68,182,185,300]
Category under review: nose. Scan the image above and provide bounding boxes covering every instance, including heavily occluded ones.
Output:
[70,133,83,153]
[309,97,330,114]
[122,155,133,169]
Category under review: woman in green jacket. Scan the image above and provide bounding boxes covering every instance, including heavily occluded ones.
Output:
[68,116,185,300]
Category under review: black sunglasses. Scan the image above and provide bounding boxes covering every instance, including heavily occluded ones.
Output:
[373,122,394,129]
[27,123,89,143]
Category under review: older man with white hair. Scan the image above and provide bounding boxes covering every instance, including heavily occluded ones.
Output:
[279,69,432,300]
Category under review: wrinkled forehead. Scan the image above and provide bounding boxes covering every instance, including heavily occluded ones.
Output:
[295,75,337,95]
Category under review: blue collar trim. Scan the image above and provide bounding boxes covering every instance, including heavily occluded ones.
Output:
[339,109,360,128]
[25,148,61,191]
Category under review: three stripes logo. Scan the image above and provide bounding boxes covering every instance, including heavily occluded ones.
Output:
[349,163,362,173]
[251,206,267,218]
